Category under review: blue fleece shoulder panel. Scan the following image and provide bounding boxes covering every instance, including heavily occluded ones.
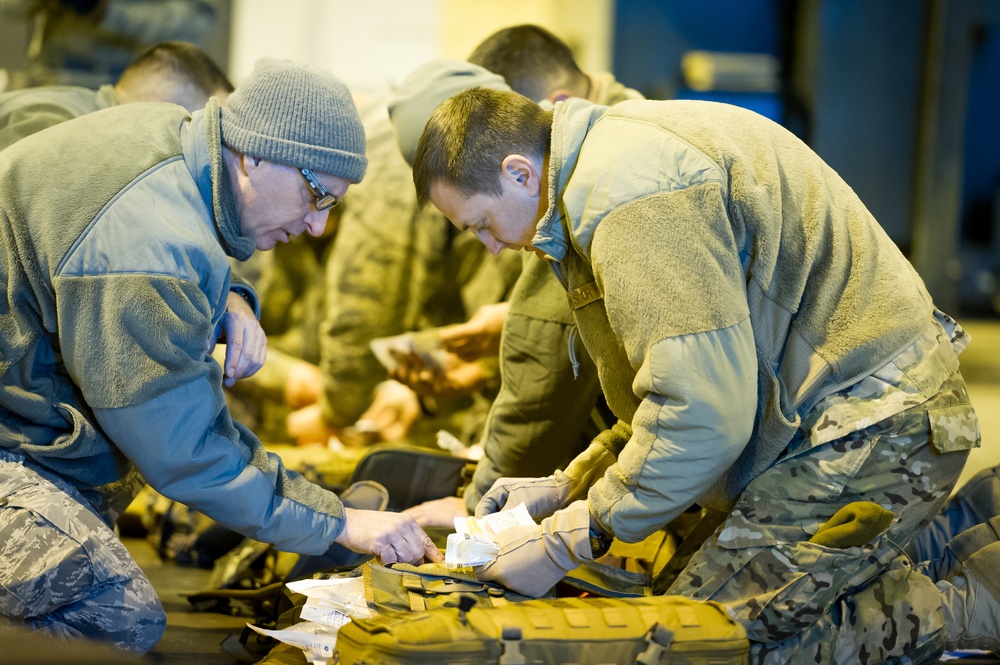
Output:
[58,158,222,283]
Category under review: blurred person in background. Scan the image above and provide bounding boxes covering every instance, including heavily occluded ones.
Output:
[0,0,221,88]
[0,39,233,150]
[277,75,521,451]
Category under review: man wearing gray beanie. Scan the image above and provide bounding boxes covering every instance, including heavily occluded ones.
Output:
[0,56,441,654]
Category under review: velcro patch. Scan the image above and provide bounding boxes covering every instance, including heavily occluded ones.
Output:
[568,281,602,309]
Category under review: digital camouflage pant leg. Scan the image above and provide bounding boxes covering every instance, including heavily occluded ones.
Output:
[0,450,166,653]
[668,372,978,665]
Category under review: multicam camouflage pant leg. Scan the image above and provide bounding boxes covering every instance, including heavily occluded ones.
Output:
[0,450,166,653]
[668,372,978,665]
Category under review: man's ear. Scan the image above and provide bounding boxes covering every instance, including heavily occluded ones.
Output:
[501,154,541,196]
[546,89,573,104]
[240,153,263,176]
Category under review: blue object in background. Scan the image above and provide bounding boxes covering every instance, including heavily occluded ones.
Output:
[674,89,784,124]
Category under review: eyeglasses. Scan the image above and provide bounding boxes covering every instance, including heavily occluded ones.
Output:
[300,168,341,211]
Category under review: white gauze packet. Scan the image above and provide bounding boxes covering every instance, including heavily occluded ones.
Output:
[446,502,536,567]
[285,576,373,619]
[247,621,339,665]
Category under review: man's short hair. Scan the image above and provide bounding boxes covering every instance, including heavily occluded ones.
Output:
[412,87,551,208]
[468,24,587,102]
[118,41,234,98]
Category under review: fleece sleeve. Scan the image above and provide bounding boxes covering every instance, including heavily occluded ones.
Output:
[95,378,344,554]
[583,186,757,542]
[55,272,344,554]
[589,323,757,542]
[0,104,78,151]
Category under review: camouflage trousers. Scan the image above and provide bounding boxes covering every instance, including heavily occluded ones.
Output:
[0,449,166,652]
[667,372,978,665]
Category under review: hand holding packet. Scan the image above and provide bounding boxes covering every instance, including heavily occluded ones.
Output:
[445,503,535,567]
[369,330,448,374]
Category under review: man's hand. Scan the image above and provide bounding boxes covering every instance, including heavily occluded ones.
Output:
[403,495,468,528]
[476,442,616,520]
[286,403,335,447]
[439,303,509,362]
[217,292,267,387]
[335,507,443,564]
[476,475,568,521]
[474,500,593,597]
[284,361,323,408]
[356,380,422,442]
[391,352,491,399]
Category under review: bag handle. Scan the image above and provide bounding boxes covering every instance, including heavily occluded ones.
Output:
[400,574,509,610]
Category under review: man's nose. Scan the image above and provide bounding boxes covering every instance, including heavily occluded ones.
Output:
[482,235,504,255]
[304,209,329,237]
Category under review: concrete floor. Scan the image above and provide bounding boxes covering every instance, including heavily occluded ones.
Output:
[951,319,1000,488]
[127,319,1000,664]
[131,538,250,665]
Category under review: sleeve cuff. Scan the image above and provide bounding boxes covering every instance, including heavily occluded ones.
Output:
[229,282,261,319]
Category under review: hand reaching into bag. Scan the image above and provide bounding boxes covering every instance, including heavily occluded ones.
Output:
[474,500,594,597]
[335,507,443,564]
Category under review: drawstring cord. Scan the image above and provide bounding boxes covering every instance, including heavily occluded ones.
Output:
[568,326,581,380]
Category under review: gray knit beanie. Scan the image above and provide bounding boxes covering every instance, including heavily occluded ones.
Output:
[221,57,367,182]
[387,59,511,167]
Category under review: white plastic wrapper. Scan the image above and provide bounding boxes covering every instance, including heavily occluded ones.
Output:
[446,502,536,568]
[285,577,373,619]
[299,597,354,628]
[246,621,339,665]
[445,532,500,568]
[436,429,484,460]
[455,502,535,540]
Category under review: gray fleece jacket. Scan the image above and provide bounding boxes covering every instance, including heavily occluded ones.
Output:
[535,99,938,542]
[0,100,345,554]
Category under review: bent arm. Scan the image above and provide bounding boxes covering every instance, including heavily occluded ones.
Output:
[589,323,757,542]
[56,271,342,554]
[318,207,416,427]
[584,185,756,542]
[467,312,602,512]
[95,377,344,554]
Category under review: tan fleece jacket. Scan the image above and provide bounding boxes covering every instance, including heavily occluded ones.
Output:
[534,99,936,541]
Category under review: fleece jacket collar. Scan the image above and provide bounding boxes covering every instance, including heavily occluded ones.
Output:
[95,84,120,109]
[184,97,256,261]
[533,99,608,262]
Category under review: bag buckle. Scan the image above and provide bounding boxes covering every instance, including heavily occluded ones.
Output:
[499,625,526,665]
[634,623,674,664]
